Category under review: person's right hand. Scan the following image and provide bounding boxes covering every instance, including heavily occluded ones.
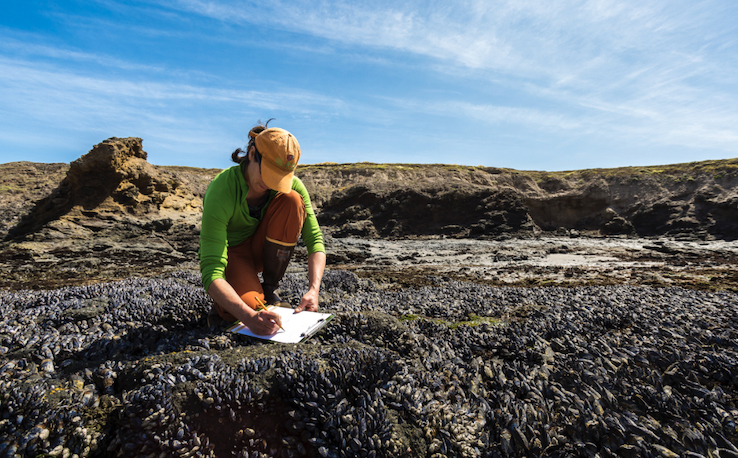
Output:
[245,309,282,335]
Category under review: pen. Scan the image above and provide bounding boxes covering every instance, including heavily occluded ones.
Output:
[254,296,285,332]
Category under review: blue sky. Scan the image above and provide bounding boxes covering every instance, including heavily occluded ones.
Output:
[1,1,737,171]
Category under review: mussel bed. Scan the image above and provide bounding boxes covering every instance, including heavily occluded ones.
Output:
[1,270,737,457]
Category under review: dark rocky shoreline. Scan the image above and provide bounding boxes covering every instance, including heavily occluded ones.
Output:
[1,270,737,457]
[1,139,738,457]
[3,138,738,293]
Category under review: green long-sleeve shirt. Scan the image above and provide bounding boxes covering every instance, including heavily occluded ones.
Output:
[199,165,324,292]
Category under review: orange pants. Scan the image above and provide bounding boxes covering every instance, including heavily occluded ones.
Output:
[213,191,306,321]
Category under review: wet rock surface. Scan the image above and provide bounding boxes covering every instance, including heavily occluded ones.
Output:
[323,233,738,292]
[1,270,737,457]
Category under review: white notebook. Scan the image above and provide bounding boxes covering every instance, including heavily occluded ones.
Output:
[227,306,334,343]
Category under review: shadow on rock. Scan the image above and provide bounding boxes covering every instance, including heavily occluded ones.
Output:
[5,137,190,241]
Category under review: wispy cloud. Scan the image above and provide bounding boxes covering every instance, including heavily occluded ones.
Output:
[159,0,706,77]
[0,50,346,165]
[155,0,738,154]
[0,31,167,73]
[2,0,737,169]
[0,53,344,117]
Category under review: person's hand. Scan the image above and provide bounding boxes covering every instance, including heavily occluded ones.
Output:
[295,289,319,313]
[245,309,282,335]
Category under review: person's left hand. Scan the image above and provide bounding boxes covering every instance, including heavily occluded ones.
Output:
[295,289,319,313]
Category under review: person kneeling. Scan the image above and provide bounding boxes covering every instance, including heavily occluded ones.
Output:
[199,121,326,335]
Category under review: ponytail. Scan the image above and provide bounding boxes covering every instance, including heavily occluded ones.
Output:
[231,147,246,164]
[231,118,275,165]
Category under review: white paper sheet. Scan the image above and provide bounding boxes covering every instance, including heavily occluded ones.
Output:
[228,307,334,343]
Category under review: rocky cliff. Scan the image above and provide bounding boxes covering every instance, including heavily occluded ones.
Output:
[297,161,738,240]
[5,137,206,240]
[1,137,738,289]
[0,138,218,288]
[5,137,738,244]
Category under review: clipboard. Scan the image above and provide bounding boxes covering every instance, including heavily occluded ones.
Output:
[227,307,334,343]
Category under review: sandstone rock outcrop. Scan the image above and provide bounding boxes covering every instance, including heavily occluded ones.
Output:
[6,139,738,244]
[6,137,203,240]
[0,138,212,288]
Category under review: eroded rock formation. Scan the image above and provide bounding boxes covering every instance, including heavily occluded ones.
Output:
[296,161,738,240]
[6,137,202,241]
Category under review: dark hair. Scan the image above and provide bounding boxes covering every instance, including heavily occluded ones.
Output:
[231,118,275,164]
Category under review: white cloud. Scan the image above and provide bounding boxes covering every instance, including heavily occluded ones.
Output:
[0,32,167,73]
[0,55,343,120]
[3,0,737,168]
[0,52,346,166]
[125,0,734,108]
[160,1,691,75]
